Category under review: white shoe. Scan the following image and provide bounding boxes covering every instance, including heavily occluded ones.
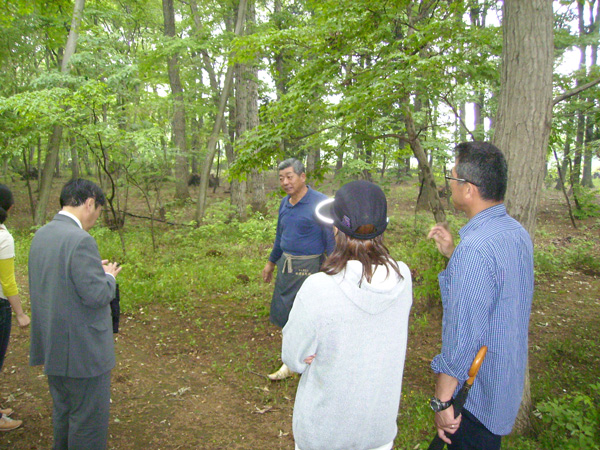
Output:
[268,363,293,381]
[0,414,22,431]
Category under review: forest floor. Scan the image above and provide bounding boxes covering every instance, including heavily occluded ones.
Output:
[0,176,599,449]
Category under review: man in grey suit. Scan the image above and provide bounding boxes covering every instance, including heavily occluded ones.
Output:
[29,179,122,450]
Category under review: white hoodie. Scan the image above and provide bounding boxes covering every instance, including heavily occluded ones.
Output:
[282,260,413,450]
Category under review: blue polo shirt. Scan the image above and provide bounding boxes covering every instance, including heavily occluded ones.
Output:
[269,187,335,263]
[431,204,534,435]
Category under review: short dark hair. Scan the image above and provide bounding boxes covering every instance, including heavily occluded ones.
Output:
[278,158,305,175]
[60,179,106,208]
[455,141,507,201]
[0,184,14,224]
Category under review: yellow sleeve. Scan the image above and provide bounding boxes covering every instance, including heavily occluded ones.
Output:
[0,258,19,297]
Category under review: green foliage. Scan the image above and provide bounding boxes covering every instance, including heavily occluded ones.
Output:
[573,185,600,220]
[85,200,277,313]
[533,245,561,277]
[534,383,600,450]
[333,158,378,181]
[534,237,600,278]
[404,237,446,306]
[395,390,434,449]
[389,213,463,307]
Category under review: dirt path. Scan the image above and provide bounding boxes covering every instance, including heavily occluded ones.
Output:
[1,304,299,449]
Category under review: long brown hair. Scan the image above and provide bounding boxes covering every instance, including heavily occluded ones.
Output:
[322,225,402,284]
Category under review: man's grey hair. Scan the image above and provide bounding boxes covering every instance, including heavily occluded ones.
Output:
[278,158,305,175]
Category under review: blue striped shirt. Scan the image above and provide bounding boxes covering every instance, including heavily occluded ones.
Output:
[431,204,534,435]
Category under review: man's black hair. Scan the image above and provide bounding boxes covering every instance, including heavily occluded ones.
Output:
[59,179,106,208]
[455,141,507,202]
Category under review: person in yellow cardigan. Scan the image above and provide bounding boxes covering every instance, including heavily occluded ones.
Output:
[0,184,30,431]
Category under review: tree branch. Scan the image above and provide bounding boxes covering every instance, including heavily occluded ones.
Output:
[363,133,411,143]
[553,77,600,106]
[120,211,193,227]
[440,94,476,141]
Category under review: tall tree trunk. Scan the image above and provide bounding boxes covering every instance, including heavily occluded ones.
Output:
[555,135,571,191]
[247,0,266,214]
[190,116,201,174]
[34,0,85,225]
[572,110,585,186]
[273,0,288,155]
[470,5,487,141]
[195,0,247,223]
[572,1,588,187]
[231,58,248,220]
[162,0,190,199]
[582,1,599,188]
[305,148,320,176]
[491,0,553,433]
[70,135,79,179]
[581,117,594,187]
[459,101,468,143]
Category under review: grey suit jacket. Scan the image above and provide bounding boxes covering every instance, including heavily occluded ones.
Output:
[29,214,117,378]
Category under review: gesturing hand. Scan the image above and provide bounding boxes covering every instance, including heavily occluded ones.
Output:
[427,222,455,258]
[103,261,122,278]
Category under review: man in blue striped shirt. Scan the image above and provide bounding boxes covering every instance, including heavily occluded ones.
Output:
[428,142,534,450]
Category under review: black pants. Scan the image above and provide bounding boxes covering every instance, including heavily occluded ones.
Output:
[447,409,502,450]
[0,298,11,372]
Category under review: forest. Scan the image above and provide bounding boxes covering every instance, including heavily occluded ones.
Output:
[1,0,599,449]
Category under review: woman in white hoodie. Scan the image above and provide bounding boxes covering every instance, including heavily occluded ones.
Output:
[282,180,413,450]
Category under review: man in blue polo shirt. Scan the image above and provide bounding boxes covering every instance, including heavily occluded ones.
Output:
[262,158,335,380]
[427,142,534,450]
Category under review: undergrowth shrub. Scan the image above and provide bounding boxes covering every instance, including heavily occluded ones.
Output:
[395,390,433,448]
[534,383,600,450]
[534,237,600,278]
[95,200,278,312]
[388,213,459,309]
[572,185,600,220]
[562,237,600,273]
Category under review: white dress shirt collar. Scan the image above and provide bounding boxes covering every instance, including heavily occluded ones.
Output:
[58,210,83,229]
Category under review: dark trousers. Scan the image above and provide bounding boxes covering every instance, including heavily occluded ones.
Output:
[0,298,11,372]
[447,409,502,450]
[47,370,111,450]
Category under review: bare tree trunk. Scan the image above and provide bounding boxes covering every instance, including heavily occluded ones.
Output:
[555,134,571,191]
[335,151,344,175]
[582,1,599,188]
[582,118,594,187]
[231,57,248,220]
[34,0,85,225]
[470,6,487,141]
[404,109,446,223]
[162,0,190,199]
[195,0,247,223]
[492,0,553,433]
[459,101,468,142]
[306,149,320,176]
[572,1,589,187]
[70,135,79,179]
[273,0,288,155]
[190,116,202,174]
[572,111,584,186]
[247,0,266,214]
